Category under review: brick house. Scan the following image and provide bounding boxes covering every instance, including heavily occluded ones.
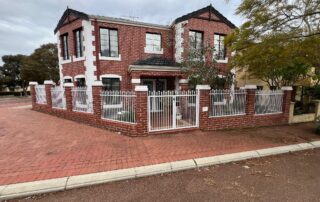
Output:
[54,5,236,92]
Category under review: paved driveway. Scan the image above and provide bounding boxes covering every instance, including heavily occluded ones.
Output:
[0,100,319,185]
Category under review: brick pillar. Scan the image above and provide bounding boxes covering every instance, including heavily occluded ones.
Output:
[44,80,54,108]
[135,85,148,136]
[197,85,211,130]
[92,81,103,119]
[64,83,74,112]
[281,86,293,121]
[29,81,38,109]
[179,79,189,91]
[245,85,257,116]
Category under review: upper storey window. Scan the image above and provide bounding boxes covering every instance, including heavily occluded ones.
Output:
[145,33,161,52]
[100,28,119,57]
[74,29,83,58]
[189,31,203,51]
[214,34,226,60]
[61,34,69,60]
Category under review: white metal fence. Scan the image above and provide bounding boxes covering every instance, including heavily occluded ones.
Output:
[101,91,136,123]
[51,86,66,109]
[148,91,199,132]
[210,89,246,117]
[72,87,93,113]
[255,90,284,114]
[35,85,47,104]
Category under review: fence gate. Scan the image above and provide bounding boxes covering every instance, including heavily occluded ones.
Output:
[148,91,199,132]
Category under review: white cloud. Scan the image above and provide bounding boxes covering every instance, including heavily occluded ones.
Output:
[0,0,242,65]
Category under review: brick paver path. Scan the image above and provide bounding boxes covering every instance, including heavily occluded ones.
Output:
[0,101,318,185]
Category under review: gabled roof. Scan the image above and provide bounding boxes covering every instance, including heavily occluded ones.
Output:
[172,4,236,29]
[54,8,89,34]
[133,56,177,66]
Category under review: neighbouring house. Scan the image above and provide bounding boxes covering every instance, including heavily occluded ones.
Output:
[54,5,236,92]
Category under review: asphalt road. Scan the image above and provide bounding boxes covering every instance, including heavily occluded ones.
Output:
[9,148,320,202]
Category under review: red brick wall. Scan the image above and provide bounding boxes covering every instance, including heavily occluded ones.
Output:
[200,89,292,130]
[93,21,174,90]
[181,11,233,73]
[59,19,86,79]
[30,84,292,136]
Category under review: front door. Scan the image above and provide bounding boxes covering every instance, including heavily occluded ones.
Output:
[142,79,167,92]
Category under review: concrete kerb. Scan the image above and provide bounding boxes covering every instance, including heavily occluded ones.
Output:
[0,177,67,200]
[1,141,320,200]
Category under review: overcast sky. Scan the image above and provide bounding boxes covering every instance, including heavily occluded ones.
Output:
[0,0,243,65]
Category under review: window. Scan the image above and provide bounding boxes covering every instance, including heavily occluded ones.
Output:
[214,34,226,60]
[257,86,264,90]
[74,29,83,58]
[76,78,86,87]
[61,34,69,60]
[100,28,119,57]
[102,78,121,105]
[102,78,120,91]
[64,78,72,83]
[145,33,161,52]
[189,31,203,50]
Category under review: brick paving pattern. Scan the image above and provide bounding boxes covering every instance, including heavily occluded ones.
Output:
[0,101,318,186]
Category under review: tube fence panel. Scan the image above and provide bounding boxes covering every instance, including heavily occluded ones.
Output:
[210,89,246,117]
[72,87,93,113]
[101,91,136,123]
[51,86,66,109]
[255,90,284,114]
[35,85,47,104]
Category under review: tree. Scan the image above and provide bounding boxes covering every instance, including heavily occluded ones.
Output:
[226,0,320,88]
[0,54,28,91]
[21,43,59,84]
[180,40,233,89]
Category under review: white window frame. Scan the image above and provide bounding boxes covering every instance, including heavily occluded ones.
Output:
[213,34,228,63]
[144,33,163,54]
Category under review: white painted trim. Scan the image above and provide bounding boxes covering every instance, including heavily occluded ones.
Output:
[135,85,148,91]
[281,86,293,91]
[215,57,228,64]
[244,85,257,90]
[99,54,121,61]
[196,85,210,90]
[131,79,141,84]
[72,55,85,62]
[92,81,103,86]
[64,83,74,87]
[63,76,73,82]
[29,82,38,85]
[100,74,122,81]
[144,47,164,54]
[74,75,86,79]
[179,79,188,84]
[44,80,54,85]
[60,58,71,64]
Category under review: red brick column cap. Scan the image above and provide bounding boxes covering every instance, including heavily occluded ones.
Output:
[244,85,257,90]
[135,85,148,92]
[92,80,103,86]
[281,86,293,91]
[64,83,74,87]
[29,81,38,85]
[44,80,54,85]
[196,85,210,90]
